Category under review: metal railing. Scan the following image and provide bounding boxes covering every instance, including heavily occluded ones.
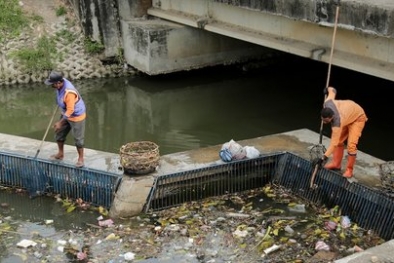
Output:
[0,151,121,208]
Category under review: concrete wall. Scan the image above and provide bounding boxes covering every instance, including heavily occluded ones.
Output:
[121,19,270,75]
[118,0,152,19]
[213,0,394,37]
[68,0,121,57]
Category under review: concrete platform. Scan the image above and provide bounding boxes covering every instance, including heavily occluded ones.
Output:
[335,239,394,263]
[0,128,385,188]
[0,133,123,175]
[157,128,385,189]
[0,129,392,261]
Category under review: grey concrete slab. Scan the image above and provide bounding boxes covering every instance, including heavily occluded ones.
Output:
[335,239,394,263]
[0,128,385,187]
[157,128,385,189]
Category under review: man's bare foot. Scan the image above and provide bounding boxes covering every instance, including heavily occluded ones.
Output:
[50,154,64,160]
[76,160,84,168]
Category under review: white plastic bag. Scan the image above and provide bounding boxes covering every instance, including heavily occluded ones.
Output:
[244,146,260,159]
[221,139,246,160]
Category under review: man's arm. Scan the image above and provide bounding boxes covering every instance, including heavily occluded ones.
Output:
[326,87,337,101]
[63,92,77,119]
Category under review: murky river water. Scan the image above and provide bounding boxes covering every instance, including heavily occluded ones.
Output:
[1,56,392,159]
[0,55,393,261]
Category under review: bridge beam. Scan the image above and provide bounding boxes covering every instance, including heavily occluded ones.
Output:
[120,19,271,75]
[148,0,394,81]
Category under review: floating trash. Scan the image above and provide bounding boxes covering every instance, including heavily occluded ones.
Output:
[341,216,351,229]
[315,240,330,251]
[262,244,281,257]
[16,239,37,248]
[325,220,337,231]
[124,252,135,261]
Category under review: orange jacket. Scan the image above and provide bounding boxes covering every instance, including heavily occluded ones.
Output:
[63,92,86,122]
[323,87,367,157]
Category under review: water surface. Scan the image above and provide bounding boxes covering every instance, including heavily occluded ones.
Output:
[0,56,391,159]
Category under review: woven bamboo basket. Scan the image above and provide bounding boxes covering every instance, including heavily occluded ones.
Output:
[119,141,160,175]
[379,161,394,193]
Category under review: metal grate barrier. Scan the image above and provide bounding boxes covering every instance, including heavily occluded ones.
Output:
[0,151,121,208]
[145,153,282,212]
[146,152,394,240]
[2,149,394,240]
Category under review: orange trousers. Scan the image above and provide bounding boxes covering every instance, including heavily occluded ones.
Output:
[338,115,367,155]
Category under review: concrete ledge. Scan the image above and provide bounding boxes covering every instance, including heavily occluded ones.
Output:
[0,133,122,175]
[0,128,385,188]
[155,128,384,188]
[335,239,394,263]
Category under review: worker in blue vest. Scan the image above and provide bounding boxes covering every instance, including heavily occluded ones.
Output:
[44,71,86,168]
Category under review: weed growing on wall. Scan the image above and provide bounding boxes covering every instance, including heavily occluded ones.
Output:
[10,36,57,72]
[30,14,45,23]
[0,0,28,41]
[56,6,67,17]
[55,29,77,44]
[84,38,105,54]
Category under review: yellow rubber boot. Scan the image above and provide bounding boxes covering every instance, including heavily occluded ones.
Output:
[324,145,344,170]
[343,154,356,178]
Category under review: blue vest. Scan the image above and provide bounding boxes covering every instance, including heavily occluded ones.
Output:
[56,78,86,118]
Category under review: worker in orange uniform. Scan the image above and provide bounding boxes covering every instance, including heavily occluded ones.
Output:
[313,87,368,178]
[44,71,87,168]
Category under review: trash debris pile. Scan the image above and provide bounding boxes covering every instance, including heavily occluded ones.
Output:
[0,184,386,262]
[149,185,385,262]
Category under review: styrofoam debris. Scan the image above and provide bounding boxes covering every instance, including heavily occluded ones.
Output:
[16,239,37,248]
[124,252,135,261]
[57,240,67,246]
[262,244,281,257]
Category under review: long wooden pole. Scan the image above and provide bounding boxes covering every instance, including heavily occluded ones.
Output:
[34,106,58,159]
[310,5,340,189]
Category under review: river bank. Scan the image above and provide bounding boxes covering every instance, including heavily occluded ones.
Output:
[0,0,135,86]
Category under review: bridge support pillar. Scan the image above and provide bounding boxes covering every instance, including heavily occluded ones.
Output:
[120,19,270,75]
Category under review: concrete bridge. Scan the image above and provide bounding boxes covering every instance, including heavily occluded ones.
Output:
[69,0,394,81]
